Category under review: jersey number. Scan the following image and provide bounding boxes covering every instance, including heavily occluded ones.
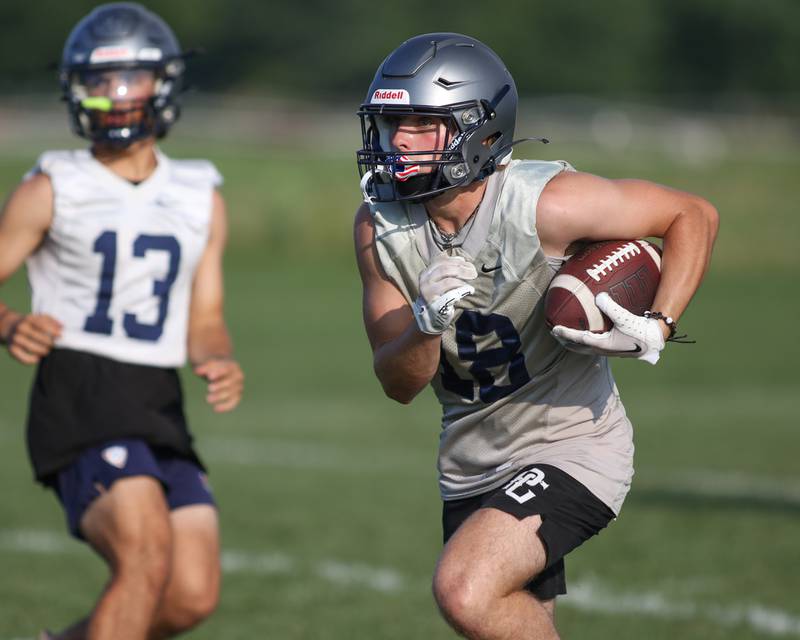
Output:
[440,311,531,403]
[84,231,181,342]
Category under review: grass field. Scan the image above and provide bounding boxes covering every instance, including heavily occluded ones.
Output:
[0,123,798,639]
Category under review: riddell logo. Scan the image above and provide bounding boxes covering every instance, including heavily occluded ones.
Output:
[371,89,410,104]
[90,46,135,63]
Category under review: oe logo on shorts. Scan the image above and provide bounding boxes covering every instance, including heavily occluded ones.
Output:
[504,468,550,504]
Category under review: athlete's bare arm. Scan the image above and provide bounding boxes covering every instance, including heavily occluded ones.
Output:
[537,171,719,334]
[0,173,63,363]
[354,203,441,404]
[187,190,243,412]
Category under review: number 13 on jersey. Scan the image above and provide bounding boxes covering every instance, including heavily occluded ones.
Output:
[84,230,181,342]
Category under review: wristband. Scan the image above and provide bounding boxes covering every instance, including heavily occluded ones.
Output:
[644,310,695,344]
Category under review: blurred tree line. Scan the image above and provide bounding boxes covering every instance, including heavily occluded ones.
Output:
[1,0,798,104]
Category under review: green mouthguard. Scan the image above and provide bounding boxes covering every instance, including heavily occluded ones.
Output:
[80,97,113,112]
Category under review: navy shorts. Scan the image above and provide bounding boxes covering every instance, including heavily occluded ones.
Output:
[52,438,216,539]
[443,464,616,600]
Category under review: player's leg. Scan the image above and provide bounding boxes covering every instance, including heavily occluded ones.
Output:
[433,464,615,640]
[45,441,174,640]
[148,504,220,639]
[49,498,219,640]
[433,509,557,639]
[81,475,173,640]
[146,453,219,639]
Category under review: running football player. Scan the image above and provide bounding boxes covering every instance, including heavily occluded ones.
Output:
[354,33,718,639]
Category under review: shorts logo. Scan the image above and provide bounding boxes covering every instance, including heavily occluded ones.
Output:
[101,446,128,469]
[371,89,410,104]
[504,468,550,504]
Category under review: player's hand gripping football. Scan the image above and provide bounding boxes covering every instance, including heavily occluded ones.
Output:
[551,293,665,365]
[194,358,244,412]
[0,311,62,365]
[412,251,478,335]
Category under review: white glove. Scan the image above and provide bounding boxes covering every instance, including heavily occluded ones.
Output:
[551,292,666,365]
[413,251,478,335]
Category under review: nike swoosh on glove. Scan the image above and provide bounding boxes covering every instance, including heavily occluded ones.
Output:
[551,292,666,364]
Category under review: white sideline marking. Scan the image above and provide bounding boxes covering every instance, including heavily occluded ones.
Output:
[202,437,800,505]
[636,469,800,505]
[0,529,78,554]
[0,528,405,593]
[3,529,800,636]
[200,436,427,475]
[563,577,800,636]
[221,549,295,574]
[316,560,404,593]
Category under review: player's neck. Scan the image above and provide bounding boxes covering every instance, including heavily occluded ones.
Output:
[91,139,159,184]
[424,180,488,236]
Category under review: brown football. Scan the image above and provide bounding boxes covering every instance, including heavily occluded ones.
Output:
[545,240,662,332]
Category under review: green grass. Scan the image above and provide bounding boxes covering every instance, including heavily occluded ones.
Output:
[0,135,798,639]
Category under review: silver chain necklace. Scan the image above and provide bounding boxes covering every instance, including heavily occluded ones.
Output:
[428,192,485,250]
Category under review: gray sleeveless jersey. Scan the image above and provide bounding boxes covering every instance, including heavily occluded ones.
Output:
[369,159,634,514]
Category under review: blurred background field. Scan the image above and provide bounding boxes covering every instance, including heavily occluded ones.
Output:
[1,1,799,639]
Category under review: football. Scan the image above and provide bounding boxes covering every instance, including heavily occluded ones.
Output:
[545,239,662,332]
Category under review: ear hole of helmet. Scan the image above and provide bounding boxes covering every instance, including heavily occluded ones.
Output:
[483,132,501,147]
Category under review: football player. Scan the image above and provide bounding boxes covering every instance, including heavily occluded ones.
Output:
[354,34,718,638]
[0,4,243,639]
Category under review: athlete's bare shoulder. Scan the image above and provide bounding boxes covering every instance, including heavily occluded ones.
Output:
[0,171,54,280]
[354,202,371,227]
[354,202,380,278]
[1,171,54,231]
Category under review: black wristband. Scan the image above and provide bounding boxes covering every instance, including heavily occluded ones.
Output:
[644,310,695,344]
[644,311,676,338]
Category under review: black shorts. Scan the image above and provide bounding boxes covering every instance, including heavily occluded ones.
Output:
[442,464,616,600]
[27,348,202,482]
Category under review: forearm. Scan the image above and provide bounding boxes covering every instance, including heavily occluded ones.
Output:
[188,321,234,366]
[373,323,442,404]
[652,198,719,323]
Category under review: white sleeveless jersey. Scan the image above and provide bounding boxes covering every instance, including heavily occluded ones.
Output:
[25,149,221,368]
[370,159,634,513]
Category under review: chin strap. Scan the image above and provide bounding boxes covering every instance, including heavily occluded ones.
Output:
[477,137,550,181]
[360,170,378,204]
[495,136,550,156]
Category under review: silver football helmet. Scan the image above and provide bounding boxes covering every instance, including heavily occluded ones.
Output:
[60,2,187,145]
[357,33,525,203]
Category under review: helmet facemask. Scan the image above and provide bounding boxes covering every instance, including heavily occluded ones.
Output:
[62,59,183,147]
[358,102,495,203]
[357,83,517,204]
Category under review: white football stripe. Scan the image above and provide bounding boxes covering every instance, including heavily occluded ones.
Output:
[0,528,406,594]
[638,239,662,270]
[0,529,800,637]
[2,528,799,637]
[549,273,605,331]
[563,578,800,636]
